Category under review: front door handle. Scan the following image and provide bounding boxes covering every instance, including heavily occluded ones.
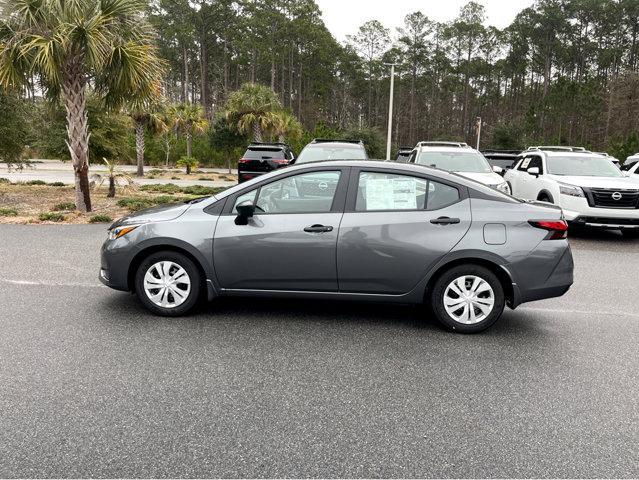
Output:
[304,224,333,233]
[430,216,460,225]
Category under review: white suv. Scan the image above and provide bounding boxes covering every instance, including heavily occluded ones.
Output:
[504,146,639,236]
[408,141,510,194]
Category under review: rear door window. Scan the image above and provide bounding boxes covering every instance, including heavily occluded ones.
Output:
[243,148,285,160]
[355,172,460,211]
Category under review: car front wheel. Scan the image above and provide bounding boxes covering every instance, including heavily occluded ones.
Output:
[430,265,505,333]
[135,251,201,316]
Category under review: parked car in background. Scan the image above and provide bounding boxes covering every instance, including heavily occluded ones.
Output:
[622,153,639,174]
[504,146,639,236]
[408,141,511,194]
[100,160,573,333]
[238,142,295,183]
[395,147,413,162]
[481,150,521,174]
[295,139,368,164]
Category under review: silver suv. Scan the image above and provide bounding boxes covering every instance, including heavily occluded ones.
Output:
[408,142,511,194]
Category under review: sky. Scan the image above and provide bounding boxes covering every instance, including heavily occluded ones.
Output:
[315,0,536,41]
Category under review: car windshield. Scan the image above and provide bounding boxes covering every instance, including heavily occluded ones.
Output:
[415,151,492,173]
[296,145,367,163]
[546,155,624,177]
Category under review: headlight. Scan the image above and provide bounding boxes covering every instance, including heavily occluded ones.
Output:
[495,182,511,194]
[559,183,585,197]
[108,224,141,240]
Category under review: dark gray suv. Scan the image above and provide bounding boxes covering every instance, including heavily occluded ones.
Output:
[100,161,573,333]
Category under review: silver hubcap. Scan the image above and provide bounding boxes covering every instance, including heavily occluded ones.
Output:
[443,275,495,324]
[143,261,191,309]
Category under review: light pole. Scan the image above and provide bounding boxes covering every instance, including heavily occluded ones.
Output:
[476,116,482,150]
[385,63,398,161]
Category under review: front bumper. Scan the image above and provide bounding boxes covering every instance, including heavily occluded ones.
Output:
[560,195,639,227]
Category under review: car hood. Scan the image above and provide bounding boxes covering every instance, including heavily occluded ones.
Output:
[455,171,505,186]
[547,175,639,189]
[110,202,192,228]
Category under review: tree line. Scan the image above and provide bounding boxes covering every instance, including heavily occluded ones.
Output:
[3,0,639,212]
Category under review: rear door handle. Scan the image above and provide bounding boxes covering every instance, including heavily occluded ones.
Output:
[304,224,333,233]
[430,216,460,225]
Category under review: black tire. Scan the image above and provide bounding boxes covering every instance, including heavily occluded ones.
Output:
[430,264,505,334]
[622,229,639,239]
[134,251,202,316]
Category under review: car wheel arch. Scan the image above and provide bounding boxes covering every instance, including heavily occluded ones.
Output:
[126,242,210,293]
[423,255,516,308]
[537,189,555,203]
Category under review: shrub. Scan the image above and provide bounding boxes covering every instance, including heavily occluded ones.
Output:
[0,177,10,184]
[176,156,199,174]
[49,181,65,187]
[152,195,176,205]
[89,214,113,223]
[25,180,46,185]
[39,212,65,222]
[198,177,213,181]
[182,185,225,196]
[140,183,182,194]
[52,202,75,211]
[0,207,18,216]
[116,198,155,212]
[171,176,180,180]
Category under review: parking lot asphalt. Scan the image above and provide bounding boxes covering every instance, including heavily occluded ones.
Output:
[0,224,637,478]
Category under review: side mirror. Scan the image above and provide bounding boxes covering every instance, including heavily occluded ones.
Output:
[234,200,255,225]
[492,165,504,174]
[527,167,540,177]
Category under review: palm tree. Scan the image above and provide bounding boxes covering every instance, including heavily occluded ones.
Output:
[129,102,168,177]
[171,104,209,158]
[90,158,134,198]
[270,111,303,144]
[0,0,163,212]
[225,83,283,142]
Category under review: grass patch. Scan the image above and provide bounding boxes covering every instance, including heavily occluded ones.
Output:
[52,202,76,211]
[170,176,180,180]
[139,183,225,196]
[116,198,155,211]
[39,212,65,222]
[198,177,213,181]
[49,181,65,187]
[25,180,46,185]
[0,207,18,216]
[0,178,10,184]
[89,214,113,223]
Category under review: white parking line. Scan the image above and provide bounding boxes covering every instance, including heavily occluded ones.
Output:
[0,277,105,288]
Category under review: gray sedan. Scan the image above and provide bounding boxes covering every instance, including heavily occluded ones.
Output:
[100,161,573,333]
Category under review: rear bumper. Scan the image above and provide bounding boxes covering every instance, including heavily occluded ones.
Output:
[238,171,268,183]
[513,242,574,306]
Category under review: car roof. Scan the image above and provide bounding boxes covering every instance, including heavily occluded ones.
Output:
[305,141,365,148]
[415,145,479,154]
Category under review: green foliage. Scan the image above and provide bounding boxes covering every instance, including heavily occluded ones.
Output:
[116,198,156,211]
[39,212,65,222]
[24,180,46,186]
[340,127,386,158]
[176,156,199,174]
[0,178,11,184]
[0,207,18,216]
[89,214,113,223]
[491,123,525,150]
[30,97,134,162]
[609,133,639,164]
[0,90,28,164]
[139,183,225,196]
[49,182,65,187]
[52,202,76,211]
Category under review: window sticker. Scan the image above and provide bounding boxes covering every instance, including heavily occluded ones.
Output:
[365,176,418,210]
[520,158,532,169]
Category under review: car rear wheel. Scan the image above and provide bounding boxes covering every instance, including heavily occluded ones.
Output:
[135,251,201,316]
[430,265,505,333]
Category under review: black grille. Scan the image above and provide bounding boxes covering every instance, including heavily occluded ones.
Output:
[583,187,639,209]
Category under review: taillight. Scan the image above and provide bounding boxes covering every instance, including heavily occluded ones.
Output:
[271,159,289,165]
[528,220,568,239]
[238,158,250,164]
